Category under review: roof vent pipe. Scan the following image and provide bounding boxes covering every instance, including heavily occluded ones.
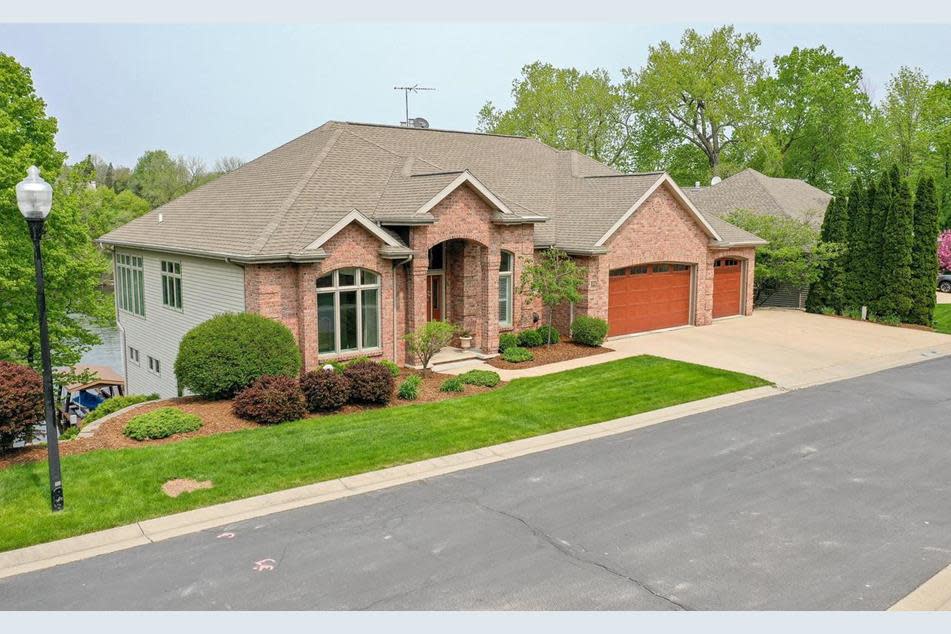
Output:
[711,176,722,186]
[694,181,700,190]
[158,213,164,223]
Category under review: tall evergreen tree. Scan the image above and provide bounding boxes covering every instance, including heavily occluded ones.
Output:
[866,173,892,311]
[907,176,940,324]
[807,194,849,312]
[876,167,915,317]
[843,179,868,308]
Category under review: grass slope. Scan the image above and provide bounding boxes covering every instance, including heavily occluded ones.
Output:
[933,304,951,335]
[0,356,768,552]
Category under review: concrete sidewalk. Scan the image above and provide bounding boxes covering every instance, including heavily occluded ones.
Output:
[452,310,951,390]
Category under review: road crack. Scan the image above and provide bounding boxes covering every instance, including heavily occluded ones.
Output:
[475,501,689,610]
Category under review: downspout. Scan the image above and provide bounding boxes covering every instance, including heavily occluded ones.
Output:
[111,250,127,396]
[392,255,413,364]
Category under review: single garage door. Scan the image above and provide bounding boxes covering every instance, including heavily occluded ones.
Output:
[712,258,742,318]
[608,263,691,337]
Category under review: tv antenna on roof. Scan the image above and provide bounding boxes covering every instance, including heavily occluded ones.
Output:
[394,84,435,127]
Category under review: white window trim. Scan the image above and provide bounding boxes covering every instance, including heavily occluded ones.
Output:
[128,346,140,366]
[316,268,383,356]
[160,260,184,312]
[499,250,514,327]
[147,355,161,376]
[115,253,145,317]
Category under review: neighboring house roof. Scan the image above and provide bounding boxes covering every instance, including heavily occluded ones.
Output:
[685,168,832,229]
[98,121,763,261]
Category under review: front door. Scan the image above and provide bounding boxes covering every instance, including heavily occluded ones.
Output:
[427,274,444,321]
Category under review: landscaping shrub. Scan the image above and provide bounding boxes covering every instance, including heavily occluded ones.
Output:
[439,376,464,392]
[344,360,394,405]
[123,407,202,441]
[379,359,401,378]
[517,329,544,348]
[458,369,501,388]
[843,306,863,320]
[870,313,902,327]
[819,306,837,316]
[571,316,609,347]
[300,369,351,412]
[232,375,307,425]
[175,313,301,399]
[397,374,423,400]
[535,325,560,345]
[59,426,80,441]
[82,393,160,426]
[501,346,534,363]
[0,361,43,453]
[498,332,518,352]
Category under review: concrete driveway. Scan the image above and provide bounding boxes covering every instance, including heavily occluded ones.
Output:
[481,309,951,389]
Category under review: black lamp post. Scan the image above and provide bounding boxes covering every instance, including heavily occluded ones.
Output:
[16,165,63,512]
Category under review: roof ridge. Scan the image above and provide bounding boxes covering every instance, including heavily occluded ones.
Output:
[339,120,532,141]
[747,169,794,219]
[252,127,343,255]
[583,171,666,179]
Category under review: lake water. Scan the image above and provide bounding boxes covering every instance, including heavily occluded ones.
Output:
[79,322,122,376]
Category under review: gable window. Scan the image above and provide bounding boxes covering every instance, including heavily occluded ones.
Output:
[161,261,183,310]
[499,251,513,327]
[147,355,161,375]
[316,268,381,355]
[115,253,145,316]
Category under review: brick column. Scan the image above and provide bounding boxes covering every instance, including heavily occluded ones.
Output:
[484,243,501,354]
[405,254,429,364]
[297,264,318,371]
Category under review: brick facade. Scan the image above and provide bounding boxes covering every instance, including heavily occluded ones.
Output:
[245,181,756,368]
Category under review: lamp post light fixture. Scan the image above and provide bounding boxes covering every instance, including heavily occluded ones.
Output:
[16,165,64,512]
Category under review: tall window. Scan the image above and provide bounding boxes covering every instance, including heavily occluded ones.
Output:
[161,261,183,310]
[499,251,513,327]
[116,253,145,316]
[316,268,381,355]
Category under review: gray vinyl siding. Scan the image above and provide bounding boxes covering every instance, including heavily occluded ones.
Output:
[116,248,245,398]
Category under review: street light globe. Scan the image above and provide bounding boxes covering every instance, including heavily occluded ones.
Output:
[15,165,53,220]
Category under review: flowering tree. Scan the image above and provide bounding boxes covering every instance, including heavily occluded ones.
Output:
[939,229,951,273]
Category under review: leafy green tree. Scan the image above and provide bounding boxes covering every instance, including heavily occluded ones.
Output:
[806,194,849,312]
[907,176,939,325]
[0,53,110,369]
[623,25,765,178]
[127,149,189,207]
[725,209,841,305]
[518,248,588,345]
[477,62,636,169]
[753,46,870,191]
[882,67,931,179]
[921,81,951,228]
[403,321,459,372]
[876,167,914,318]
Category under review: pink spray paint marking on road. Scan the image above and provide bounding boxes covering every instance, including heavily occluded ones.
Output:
[253,559,276,572]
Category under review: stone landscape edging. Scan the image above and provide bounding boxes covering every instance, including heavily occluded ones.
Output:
[76,398,172,438]
[0,384,781,580]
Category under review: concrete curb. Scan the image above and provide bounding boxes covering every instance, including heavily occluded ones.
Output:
[0,385,780,580]
[890,564,951,611]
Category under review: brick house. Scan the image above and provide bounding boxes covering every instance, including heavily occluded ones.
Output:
[99,122,765,397]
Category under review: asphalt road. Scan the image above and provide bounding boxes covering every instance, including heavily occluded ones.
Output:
[4,356,951,610]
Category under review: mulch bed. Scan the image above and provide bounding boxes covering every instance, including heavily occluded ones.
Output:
[0,369,498,471]
[487,341,611,370]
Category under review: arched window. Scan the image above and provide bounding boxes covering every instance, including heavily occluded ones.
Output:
[316,268,381,355]
[499,251,514,327]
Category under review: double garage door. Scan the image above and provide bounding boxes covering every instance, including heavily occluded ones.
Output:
[608,259,741,337]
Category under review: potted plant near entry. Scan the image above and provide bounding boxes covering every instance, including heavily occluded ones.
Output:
[458,329,473,349]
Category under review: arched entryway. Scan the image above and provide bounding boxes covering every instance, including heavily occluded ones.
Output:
[712,257,743,318]
[424,238,493,352]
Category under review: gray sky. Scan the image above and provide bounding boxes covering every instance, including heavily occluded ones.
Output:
[1,23,949,168]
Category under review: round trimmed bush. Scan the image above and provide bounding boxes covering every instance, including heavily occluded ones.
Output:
[535,325,561,345]
[498,333,518,352]
[379,359,401,378]
[0,360,43,453]
[123,407,202,441]
[501,346,534,363]
[397,374,423,400]
[517,329,544,348]
[344,360,394,405]
[301,369,351,412]
[175,313,301,399]
[439,376,464,393]
[232,375,307,425]
[458,369,501,387]
[570,316,609,347]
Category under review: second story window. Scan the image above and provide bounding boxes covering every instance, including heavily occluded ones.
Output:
[148,356,161,375]
[116,253,145,316]
[161,261,183,310]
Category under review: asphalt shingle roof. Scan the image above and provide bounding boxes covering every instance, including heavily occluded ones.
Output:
[685,168,832,229]
[99,121,764,259]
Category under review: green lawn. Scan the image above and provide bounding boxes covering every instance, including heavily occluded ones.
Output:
[0,356,768,552]
[934,304,951,334]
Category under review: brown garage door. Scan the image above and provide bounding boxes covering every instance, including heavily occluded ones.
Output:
[608,263,691,337]
[713,258,742,318]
